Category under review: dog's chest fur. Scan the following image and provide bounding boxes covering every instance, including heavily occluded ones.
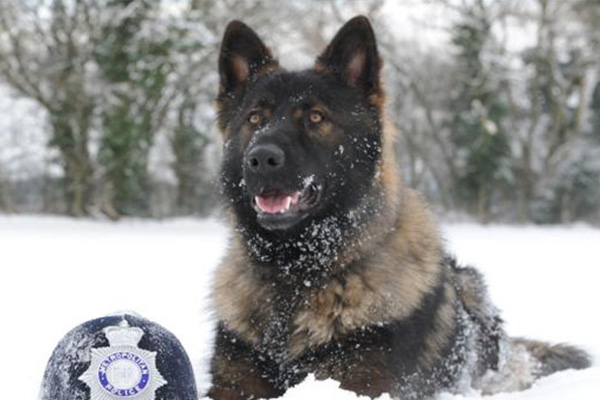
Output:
[213,190,447,363]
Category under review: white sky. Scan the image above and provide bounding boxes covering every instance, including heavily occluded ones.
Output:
[382,0,452,50]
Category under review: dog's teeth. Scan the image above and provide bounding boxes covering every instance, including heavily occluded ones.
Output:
[254,193,299,214]
[254,196,261,211]
[291,191,299,205]
[282,196,292,213]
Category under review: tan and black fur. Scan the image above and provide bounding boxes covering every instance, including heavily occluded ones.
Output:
[208,16,591,400]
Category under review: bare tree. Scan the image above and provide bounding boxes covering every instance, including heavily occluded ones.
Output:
[0,0,102,216]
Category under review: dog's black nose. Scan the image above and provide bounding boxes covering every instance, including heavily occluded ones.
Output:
[246,144,285,173]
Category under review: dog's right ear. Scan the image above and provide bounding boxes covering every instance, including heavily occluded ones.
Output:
[219,21,277,95]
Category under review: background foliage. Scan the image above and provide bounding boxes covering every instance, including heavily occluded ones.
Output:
[1,0,599,224]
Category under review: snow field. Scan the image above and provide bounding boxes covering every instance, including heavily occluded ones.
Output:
[0,217,597,399]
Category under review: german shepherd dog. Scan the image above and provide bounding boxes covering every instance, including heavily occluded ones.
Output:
[208,16,591,400]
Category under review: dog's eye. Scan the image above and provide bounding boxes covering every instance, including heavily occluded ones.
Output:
[309,111,324,124]
[248,112,262,125]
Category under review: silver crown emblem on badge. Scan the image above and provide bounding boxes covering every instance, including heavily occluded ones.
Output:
[104,322,144,347]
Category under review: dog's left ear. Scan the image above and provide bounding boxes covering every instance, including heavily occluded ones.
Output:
[219,21,277,95]
[316,16,381,95]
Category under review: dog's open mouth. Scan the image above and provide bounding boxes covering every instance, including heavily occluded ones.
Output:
[252,183,321,230]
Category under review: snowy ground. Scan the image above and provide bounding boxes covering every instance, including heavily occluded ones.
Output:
[0,216,598,399]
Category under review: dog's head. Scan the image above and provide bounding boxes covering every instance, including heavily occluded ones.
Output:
[217,16,387,235]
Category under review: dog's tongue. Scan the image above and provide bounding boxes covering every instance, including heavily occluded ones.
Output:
[256,192,299,214]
